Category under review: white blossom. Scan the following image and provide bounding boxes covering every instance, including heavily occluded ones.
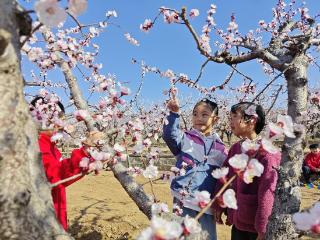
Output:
[193,191,210,208]
[183,215,201,234]
[35,0,67,27]
[68,0,87,16]
[212,167,229,179]
[229,153,249,170]
[143,165,158,179]
[243,159,264,184]
[222,189,238,209]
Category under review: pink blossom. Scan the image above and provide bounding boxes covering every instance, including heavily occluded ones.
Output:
[133,143,144,154]
[266,122,284,140]
[293,203,320,233]
[74,109,89,121]
[277,115,295,138]
[212,167,229,179]
[124,33,140,46]
[193,191,210,208]
[143,165,158,179]
[120,86,131,96]
[241,139,260,156]
[163,11,179,24]
[106,10,117,18]
[189,9,200,18]
[140,19,153,32]
[228,21,238,32]
[229,153,249,170]
[143,138,152,148]
[68,0,87,16]
[207,4,217,15]
[34,0,67,27]
[222,189,238,209]
[28,47,44,62]
[151,203,169,215]
[243,159,264,184]
[50,132,63,142]
[79,157,90,168]
[261,138,280,154]
[114,143,125,152]
[89,160,103,171]
[138,216,183,240]
[173,203,183,216]
[183,216,201,235]
[199,34,212,53]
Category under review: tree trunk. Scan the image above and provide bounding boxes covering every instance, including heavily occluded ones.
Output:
[266,55,308,240]
[0,1,71,239]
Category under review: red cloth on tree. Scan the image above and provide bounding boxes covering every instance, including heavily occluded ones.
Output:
[39,132,88,230]
[304,152,320,172]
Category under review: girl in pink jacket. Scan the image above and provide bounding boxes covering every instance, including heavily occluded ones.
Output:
[214,102,281,240]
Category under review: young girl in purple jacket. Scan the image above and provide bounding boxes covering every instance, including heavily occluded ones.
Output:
[214,102,281,240]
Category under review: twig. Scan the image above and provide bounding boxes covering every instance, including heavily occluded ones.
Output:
[50,172,85,188]
[195,175,236,221]
[266,85,283,115]
[194,59,210,84]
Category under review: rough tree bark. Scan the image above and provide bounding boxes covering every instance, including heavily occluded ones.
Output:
[0,1,72,239]
[266,55,308,240]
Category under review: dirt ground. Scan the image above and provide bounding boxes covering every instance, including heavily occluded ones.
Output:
[67,171,320,240]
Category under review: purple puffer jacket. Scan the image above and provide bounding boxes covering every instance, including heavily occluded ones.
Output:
[214,140,281,234]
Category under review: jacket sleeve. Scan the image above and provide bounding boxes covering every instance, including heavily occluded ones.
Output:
[255,153,280,234]
[42,152,61,184]
[305,153,316,171]
[162,112,184,156]
[59,147,88,187]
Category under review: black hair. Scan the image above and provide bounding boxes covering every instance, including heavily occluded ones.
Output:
[193,98,218,116]
[309,143,319,149]
[30,96,65,113]
[231,102,265,134]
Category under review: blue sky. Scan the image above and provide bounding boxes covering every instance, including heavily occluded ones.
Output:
[21,0,320,108]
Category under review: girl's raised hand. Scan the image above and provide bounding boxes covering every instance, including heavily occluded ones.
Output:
[167,87,180,113]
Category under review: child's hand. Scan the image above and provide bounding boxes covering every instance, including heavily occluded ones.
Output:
[167,99,180,113]
[167,87,179,113]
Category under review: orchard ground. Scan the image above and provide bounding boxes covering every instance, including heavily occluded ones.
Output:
[67,171,319,240]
